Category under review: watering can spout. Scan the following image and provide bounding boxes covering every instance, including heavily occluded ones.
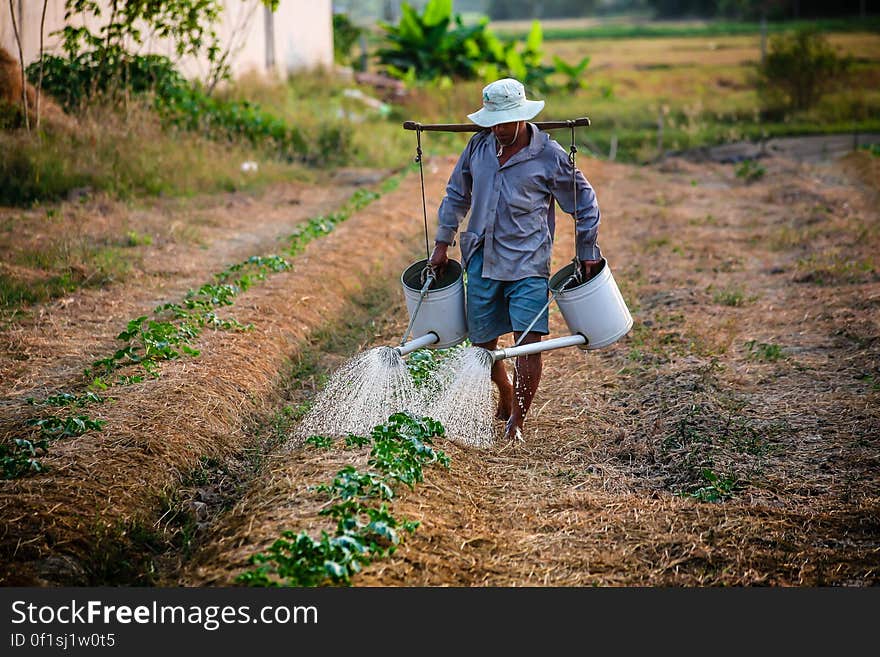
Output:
[491,334,587,362]
[394,331,439,357]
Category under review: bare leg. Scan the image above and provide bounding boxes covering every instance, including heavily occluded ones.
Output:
[473,338,513,421]
[505,331,543,440]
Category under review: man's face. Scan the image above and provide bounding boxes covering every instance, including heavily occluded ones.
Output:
[491,120,523,144]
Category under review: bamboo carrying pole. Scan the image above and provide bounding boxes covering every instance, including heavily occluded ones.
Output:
[403,118,591,132]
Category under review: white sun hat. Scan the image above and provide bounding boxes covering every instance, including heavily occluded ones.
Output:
[466,78,545,127]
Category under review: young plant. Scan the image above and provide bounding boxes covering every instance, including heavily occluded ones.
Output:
[238,412,446,587]
[745,340,785,362]
[304,434,335,449]
[27,414,106,439]
[1,438,49,479]
[553,55,590,92]
[735,159,766,183]
[680,468,740,503]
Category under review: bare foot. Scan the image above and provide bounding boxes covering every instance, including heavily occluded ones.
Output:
[503,417,524,442]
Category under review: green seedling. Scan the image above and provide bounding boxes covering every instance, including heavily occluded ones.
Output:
[27,391,105,407]
[745,339,785,362]
[735,159,766,182]
[304,434,335,449]
[681,468,740,502]
[28,414,106,439]
[239,412,446,587]
[1,437,49,479]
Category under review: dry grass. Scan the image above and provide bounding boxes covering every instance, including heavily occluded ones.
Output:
[0,163,448,584]
[180,154,878,587]
[2,147,878,587]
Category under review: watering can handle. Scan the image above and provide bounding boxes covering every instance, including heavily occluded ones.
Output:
[399,266,437,347]
[420,263,436,288]
[571,257,584,285]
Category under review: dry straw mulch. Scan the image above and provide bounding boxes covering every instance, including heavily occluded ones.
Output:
[3,149,878,587]
[183,155,878,587]
[0,161,452,585]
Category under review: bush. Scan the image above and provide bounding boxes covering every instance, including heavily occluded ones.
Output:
[756,28,851,113]
[333,13,363,67]
[30,50,186,112]
[27,52,308,162]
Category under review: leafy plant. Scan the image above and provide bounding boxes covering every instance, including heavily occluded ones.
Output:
[27,414,106,439]
[304,434,335,449]
[406,342,468,387]
[734,159,766,182]
[344,432,371,448]
[376,0,553,89]
[552,55,590,92]
[406,350,439,387]
[27,391,105,407]
[744,340,785,362]
[8,409,105,478]
[333,13,363,67]
[1,438,49,479]
[681,468,739,502]
[238,412,447,587]
[30,44,311,162]
[49,0,278,97]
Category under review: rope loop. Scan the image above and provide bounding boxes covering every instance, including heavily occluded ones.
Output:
[415,127,430,261]
[569,125,579,272]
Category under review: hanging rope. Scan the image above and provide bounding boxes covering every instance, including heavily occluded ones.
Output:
[568,121,583,286]
[415,127,431,262]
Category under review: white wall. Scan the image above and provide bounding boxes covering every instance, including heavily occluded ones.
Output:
[1,0,333,80]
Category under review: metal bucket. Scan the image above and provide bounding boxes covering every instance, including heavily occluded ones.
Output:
[401,258,467,349]
[549,259,633,350]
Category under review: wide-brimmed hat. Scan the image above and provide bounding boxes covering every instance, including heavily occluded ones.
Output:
[467,78,544,127]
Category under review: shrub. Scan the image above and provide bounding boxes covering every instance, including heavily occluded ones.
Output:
[756,28,851,113]
[333,13,363,67]
[27,52,308,162]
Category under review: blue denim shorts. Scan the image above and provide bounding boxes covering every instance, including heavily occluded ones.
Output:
[465,247,549,344]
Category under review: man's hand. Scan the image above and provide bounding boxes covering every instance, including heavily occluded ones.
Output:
[429,241,450,278]
[580,258,603,281]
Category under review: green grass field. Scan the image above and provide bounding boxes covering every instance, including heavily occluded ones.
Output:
[3,21,879,207]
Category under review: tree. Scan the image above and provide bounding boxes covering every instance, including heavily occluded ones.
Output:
[55,1,281,96]
[756,27,851,112]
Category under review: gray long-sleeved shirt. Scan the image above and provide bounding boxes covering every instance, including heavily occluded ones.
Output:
[435,122,601,281]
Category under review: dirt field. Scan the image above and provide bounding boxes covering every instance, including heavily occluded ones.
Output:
[1,145,878,586]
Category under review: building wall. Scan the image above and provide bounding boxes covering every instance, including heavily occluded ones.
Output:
[1,0,333,80]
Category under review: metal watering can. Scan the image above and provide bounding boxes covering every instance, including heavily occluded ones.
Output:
[394,257,632,361]
[488,258,633,362]
[396,258,467,356]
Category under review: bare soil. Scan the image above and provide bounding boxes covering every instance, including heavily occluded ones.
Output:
[1,148,877,587]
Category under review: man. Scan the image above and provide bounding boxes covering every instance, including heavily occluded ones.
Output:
[428,78,602,442]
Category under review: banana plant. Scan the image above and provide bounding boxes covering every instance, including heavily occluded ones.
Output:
[553,55,591,92]
[377,0,556,89]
